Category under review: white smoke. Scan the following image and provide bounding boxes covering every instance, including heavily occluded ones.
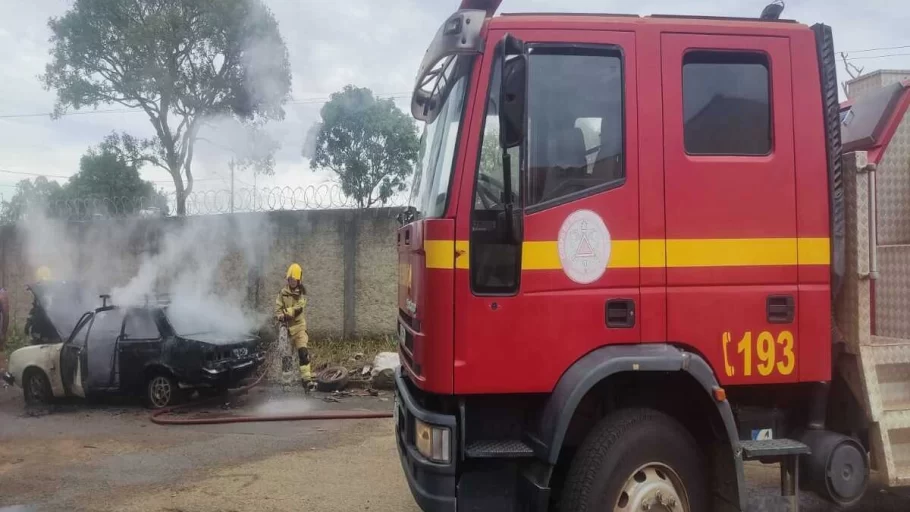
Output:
[18,207,275,340]
[110,214,273,337]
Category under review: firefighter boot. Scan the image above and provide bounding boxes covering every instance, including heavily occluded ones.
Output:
[298,347,313,392]
[300,364,313,392]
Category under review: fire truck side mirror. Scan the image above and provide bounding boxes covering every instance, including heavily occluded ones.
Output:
[498,34,526,150]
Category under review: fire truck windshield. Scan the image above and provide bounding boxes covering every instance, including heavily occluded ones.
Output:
[408,56,473,219]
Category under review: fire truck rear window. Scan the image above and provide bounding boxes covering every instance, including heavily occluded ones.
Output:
[682,51,771,156]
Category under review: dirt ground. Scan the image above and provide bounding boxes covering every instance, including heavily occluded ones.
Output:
[2,383,910,512]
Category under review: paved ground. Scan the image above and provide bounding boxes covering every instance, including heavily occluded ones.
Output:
[2,383,910,512]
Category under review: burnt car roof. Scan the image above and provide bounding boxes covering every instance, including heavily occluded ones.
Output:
[28,281,103,343]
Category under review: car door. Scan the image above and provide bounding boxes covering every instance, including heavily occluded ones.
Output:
[82,308,126,392]
[60,312,92,397]
[118,308,164,391]
[660,33,799,385]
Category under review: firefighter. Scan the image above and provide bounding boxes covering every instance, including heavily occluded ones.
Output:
[276,263,311,387]
[25,267,56,345]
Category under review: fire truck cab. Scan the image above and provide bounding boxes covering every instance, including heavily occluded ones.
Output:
[395,2,863,511]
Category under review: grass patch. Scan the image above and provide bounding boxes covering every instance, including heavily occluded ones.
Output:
[309,336,397,375]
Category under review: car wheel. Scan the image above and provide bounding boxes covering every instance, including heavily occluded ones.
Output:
[23,368,53,405]
[315,366,350,392]
[559,408,708,512]
[145,373,179,409]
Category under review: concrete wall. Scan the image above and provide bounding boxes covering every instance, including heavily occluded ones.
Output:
[0,209,402,339]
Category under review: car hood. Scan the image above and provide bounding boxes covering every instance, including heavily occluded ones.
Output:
[28,281,102,343]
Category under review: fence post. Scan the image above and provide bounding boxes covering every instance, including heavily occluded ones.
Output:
[342,210,359,339]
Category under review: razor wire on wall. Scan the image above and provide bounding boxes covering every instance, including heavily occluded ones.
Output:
[1,183,409,223]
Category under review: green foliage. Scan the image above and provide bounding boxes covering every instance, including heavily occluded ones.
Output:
[0,177,66,225]
[41,0,292,214]
[310,86,419,208]
[0,136,168,224]
[71,134,166,200]
[2,325,29,358]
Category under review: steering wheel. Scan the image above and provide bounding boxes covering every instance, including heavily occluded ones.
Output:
[476,173,505,210]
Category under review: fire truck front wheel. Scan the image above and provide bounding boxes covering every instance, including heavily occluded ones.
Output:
[560,407,708,512]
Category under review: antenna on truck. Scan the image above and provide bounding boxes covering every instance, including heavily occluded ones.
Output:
[760,1,785,20]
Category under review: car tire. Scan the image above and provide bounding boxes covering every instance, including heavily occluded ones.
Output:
[22,368,53,405]
[145,373,180,409]
[559,408,708,512]
[315,366,349,392]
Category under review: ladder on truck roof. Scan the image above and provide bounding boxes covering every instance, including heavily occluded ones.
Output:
[837,150,910,487]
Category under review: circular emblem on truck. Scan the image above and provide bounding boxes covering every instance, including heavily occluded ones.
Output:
[557,210,611,284]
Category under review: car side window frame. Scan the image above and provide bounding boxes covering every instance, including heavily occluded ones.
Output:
[121,309,161,341]
[85,308,127,347]
[65,312,94,348]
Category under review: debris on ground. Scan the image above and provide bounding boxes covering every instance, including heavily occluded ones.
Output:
[315,366,350,392]
[370,352,400,390]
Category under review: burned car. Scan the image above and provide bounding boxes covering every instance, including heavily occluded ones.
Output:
[4,282,263,408]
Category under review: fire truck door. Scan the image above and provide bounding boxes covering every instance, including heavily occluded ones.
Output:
[660,33,800,385]
[456,29,640,394]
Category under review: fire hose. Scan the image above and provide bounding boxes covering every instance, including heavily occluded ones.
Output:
[151,329,394,425]
[150,369,393,425]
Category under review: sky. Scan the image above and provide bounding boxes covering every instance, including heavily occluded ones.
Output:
[0,0,908,201]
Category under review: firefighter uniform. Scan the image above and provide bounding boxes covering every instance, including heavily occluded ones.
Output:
[276,264,311,382]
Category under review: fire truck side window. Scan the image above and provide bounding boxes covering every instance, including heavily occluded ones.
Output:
[683,51,771,155]
[526,46,624,208]
[471,57,521,294]
[475,61,519,212]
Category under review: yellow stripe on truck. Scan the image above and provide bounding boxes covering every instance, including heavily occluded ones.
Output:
[424,240,456,269]
[422,238,831,270]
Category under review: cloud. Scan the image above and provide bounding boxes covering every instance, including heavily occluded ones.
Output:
[1,0,909,196]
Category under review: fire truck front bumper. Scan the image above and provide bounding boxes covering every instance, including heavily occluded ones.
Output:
[394,367,457,512]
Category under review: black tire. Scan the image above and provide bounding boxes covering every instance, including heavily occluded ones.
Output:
[315,366,349,392]
[560,408,708,512]
[23,368,53,405]
[145,373,180,409]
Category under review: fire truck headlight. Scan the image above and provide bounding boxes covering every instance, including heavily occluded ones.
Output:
[414,419,451,463]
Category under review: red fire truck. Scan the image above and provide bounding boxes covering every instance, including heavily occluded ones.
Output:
[394,1,892,510]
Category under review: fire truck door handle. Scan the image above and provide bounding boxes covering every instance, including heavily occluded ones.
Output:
[766,295,795,324]
[605,299,635,328]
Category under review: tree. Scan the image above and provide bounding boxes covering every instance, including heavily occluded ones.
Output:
[0,139,169,224]
[310,86,419,208]
[0,177,66,224]
[68,135,170,215]
[41,0,292,215]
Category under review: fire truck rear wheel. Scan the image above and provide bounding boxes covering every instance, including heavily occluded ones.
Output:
[559,408,708,512]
